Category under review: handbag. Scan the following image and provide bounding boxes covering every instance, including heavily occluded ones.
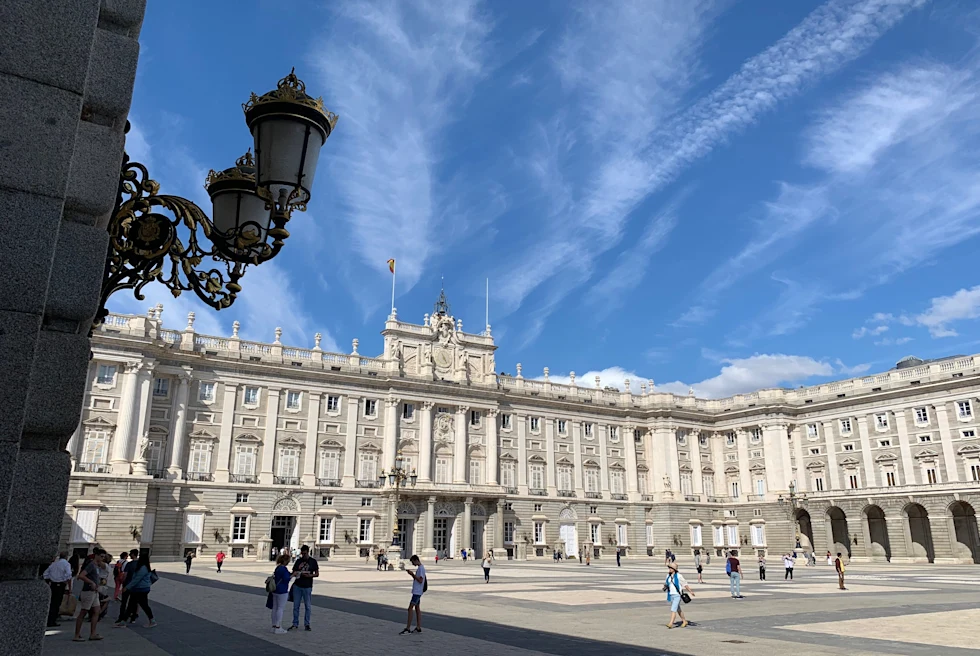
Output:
[265,576,277,593]
[59,591,77,616]
[680,592,692,604]
[149,571,159,584]
[287,585,294,603]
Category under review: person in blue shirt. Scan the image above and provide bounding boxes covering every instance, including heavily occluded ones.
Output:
[270,553,291,634]
[114,549,140,625]
[400,555,426,635]
[117,552,156,628]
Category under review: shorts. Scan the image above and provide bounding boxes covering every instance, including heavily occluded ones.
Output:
[78,591,100,611]
[668,594,681,612]
[409,594,422,606]
[696,566,703,573]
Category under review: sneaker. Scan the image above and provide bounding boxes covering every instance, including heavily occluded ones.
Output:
[305,625,311,631]
[274,628,287,635]
[145,621,157,628]
[113,622,127,629]
[288,625,298,631]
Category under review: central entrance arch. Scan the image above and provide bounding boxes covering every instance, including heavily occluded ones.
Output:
[558,507,578,559]
[864,505,891,562]
[904,503,935,563]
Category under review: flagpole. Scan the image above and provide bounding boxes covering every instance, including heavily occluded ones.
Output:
[390,265,396,316]
[485,277,489,330]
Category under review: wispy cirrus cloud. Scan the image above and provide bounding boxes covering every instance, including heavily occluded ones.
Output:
[865,284,980,339]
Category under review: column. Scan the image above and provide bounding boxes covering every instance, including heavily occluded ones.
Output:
[665,426,681,498]
[167,369,192,478]
[66,421,82,464]
[215,383,240,483]
[856,416,878,488]
[110,361,142,474]
[494,500,505,550]
[934,404,960,482]
[302,392,321,486]
[131,362,155,459]
[383,396,399,472]
[545,418,556,494]
[691,432,704,498]
[418,402,434,483]
[762,423,788,495]
[517,414,528,493]
[779,423,793,491]
[598,424,610,494]
[463,498,473,555]
[735,429,751,500]
[486,408,499,485]
[710,432,725,500]
[571,421,584,493]
[454,406,468,484]
[823,421,840,490]
[893,410,917,485]
[419,497,436,559]
[651,425,669,498]
[259,388,281,485]
[342,395,360,485]
[624,424,639,500]
[791,425,806,491]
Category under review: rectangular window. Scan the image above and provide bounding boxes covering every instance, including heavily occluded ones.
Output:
[96,364,116,385]
[885,471,896,486]
[875,413,889,429]
[358,453,377,481]
[234,445,256,476]
[609,427,618,441]
[469,459,482,485]
[726,433,736,446]
[839,419,851,434]
[184,512,204,543]
[918,434,932,443]
[879,439,891,447]
[534,522,545,544]
[699,435,708,446]
[810,448,821,455]
[557,419,567,435]
[807,424,818,437]
[638,472,648,494]
[286,391,301,410]
[188,442,211,473]
[610,470,625,495]
[557,466,573,491]
[433,457,450,484]
[236,493,249,503]
[751,525,765,547]
[970,464,980,482]
[199,382,216,403]
[690,525,703,547]
[361,497,372,507]
[702,477,714,498]
[402,403,414,420]
[964,430,977,438]
[322,495,333,506]
[646,524,655,547]
[914,407,929,424]
[232,516,247,542]
[958,400,974,419]
[364,399,377,417]
[849,474,859,489]
[530,417,540,432]
[680,473,693,495]
[71,508,99,543]
[529,463,545,489]
[326,395,340,412]
[243,386,259,405]
[590,524,600,543]
[726,525,739,546]
[755,479,765,496]
[319,450,340,480]
[470,410,480,426]
[843,444,854,451]
[926,467,938,485]
[585,468,600,493]
[501,413,511,430]
[616,524,627,546]
[534,503,542,512]
[314,517,333,543]
[730,481,740,499]
[358,518,373,543]
[81,431,110,465]
[504,521,515,543]
[278,448,299,478]
[500,462,515,487]
[584,423,593,438]
[153,378,169,397]
[712,525,724,546]
[750,428,762,442]
[814,476,825,492]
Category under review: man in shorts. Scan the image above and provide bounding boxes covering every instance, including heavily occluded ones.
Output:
[400,555,426,635]
[73,551,104,642]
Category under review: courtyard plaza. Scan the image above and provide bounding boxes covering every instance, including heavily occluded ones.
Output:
[42,557,980,656]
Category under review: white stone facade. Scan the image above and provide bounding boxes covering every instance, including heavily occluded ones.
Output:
[63,300,980,565]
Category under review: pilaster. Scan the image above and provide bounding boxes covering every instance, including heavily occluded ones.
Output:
[893,409,917,485]
[454,406,468,484]
[571,420,584,493]
[934,404,960,482]
[302,392,321,486]
[486,408,499,485]
[790,425,805,491]
[545,418,556,494]
[383,396,399,472]
[823,421,840,490]
[258,388,280,485]
[598,423,610,494]
[214,383,239,483]
[166,369,192,479]
[418,402,434,482]
[517,413,528,492]
[735,429,751,500]
[624,424,639,501]
[109,361,141,474]
[856,416,878,488]
[342,395,360,485]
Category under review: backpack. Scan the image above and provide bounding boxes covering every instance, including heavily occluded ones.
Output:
[265,576,277,593]
[423,574,428,593]
[725,559,732,576]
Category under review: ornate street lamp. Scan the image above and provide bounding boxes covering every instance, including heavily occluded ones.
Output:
[379,451,417,566]
[96,69,338,326]
[778,480,808,547]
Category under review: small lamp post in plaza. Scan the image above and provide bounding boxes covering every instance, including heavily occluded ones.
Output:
[778,481,808,548]
[97,69,337,327]
[378,451,417,568]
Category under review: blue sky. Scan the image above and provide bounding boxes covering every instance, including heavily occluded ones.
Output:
[112,0,980,398]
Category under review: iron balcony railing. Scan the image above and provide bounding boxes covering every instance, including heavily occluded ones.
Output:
[274,476,301,486]
[355,480,380,488]
[684,494,702,502]
[316,478,341,487]
[76,462,110,474]
[529,488,547,496]
[611,493,628,501]
[585,491,603,499]
[557,490,576,498]
[504,487,518,494]
[186,472,213,482]
[230,474,258,484]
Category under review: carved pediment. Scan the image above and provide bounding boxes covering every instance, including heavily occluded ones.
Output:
[874,452,898,462]
[278,436,304,447]
[609,462,625,471]
[556,456,573,465]
[914,448,939,460]
[499,452,518,462]
[749,463,766,472]
[958,444,980,455]
[189,429,217,441]
[235,433,262,443]
[806,460,826,471]
[318,439,344,448]
[701,465,714,474]
[83,416,116,428]
[147,425,169,435]
[679,463,693,473]
[724,465,739,474]
[838,456,861,467]
[359,441,382,452]
[583,459,600,468]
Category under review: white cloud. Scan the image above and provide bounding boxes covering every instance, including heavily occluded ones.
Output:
[542,366,650,394]
[835,359,872,376]
[853,325,889,339]
[312,0,493,293]
[657,353,836,398]
[913,285,980,338]
[874,336,913,347]
[671,305,716,327]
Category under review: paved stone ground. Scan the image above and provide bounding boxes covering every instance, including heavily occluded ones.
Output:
[43,557,980,655]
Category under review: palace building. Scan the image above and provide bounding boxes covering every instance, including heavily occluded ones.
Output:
[63,293,980,564]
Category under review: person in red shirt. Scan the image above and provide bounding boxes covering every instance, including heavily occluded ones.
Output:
[216,551,226,573]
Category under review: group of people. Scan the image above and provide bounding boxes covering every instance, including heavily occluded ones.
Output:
[266,544,319,633]
[42,547,157,643]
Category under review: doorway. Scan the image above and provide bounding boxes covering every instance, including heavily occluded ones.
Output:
[470,520,484,559]
[795,509,814,551]
[271,515,296,560]
[865,505,891,561]
[951,501,980,563]
[828,507,850,556]
[905,503,935,562]
[396,518,415,554]
[559,523,578,559]
[433,517,455,557]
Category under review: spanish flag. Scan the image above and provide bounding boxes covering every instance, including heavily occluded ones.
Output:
[387,258,396,274]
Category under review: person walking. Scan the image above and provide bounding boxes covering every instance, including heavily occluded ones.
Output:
[269,553,291,634]
[694,549,704,584]
[826,550,833,566]
[664,549,672,566]
[616,548,622,567]
[758,554,766,581]
[783,553,794,580]
[94,548,112,621]
[114,548,141,625]
[117,551,156,628]
[184,551,194,574]
[289,545,319,631]
[481,553,493,583]
[376,550,384,571]
[664,562,694,629]
[835,552,847,590]
[42,551,72,628]
[73,550,105,642]
[113,552,128,600]
[400,555,426,635]
[585,550,591,566]
[216,550,226,573]
[727,550,743,599]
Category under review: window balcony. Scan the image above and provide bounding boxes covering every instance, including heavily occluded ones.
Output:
[529,488,547,496]
[186,472,213,482]
[504,487,518,494]
[641,494,656,501]
[274,476,301,486]
[611,493,628,501]
[76,462,109,474]
[230,474,258,484]
[147,468,166,479]
[585,491,603,499]
[355,479,380,488]
[684,494,701,502]
[557,489,576,498]
[316,477,341,487]
[747,494,766,502]
[707,496,727,503]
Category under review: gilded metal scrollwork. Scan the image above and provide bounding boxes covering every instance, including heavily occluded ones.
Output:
[97,152,244,325]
